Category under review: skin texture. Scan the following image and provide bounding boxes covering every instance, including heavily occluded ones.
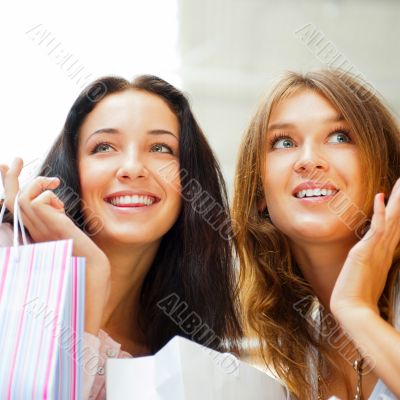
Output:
[263,89,364,246]
[261,90,400,398]
[0,89,183,355]
[77,89,182,351]
[78,89,181,248]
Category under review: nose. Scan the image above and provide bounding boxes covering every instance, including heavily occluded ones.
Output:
[116,151,148,181]
[293,142,328,176]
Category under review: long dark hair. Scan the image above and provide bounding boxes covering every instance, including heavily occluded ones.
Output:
[2,75,242,353]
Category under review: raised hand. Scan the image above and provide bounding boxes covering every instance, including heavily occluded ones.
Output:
[0,157,111,335]
[1,158,98,257]
[329,179,400,397]
[330,178,400,317]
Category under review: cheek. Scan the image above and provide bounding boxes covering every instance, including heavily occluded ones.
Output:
[164,171,182,211]
[263,162,287,205]
[331,150,363,193]
[149,159,182,221]
[78,160,105,200]
[78,163,89,197]
[151,158,182,194]
[264,153,291,180]
[265,194,285,227]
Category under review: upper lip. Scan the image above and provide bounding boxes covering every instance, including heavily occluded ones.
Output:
[104,190,161,202]
[292,181,339,196]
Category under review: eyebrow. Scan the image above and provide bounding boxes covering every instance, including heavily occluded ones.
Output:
[267,115,345,131]
[85,128,178,144]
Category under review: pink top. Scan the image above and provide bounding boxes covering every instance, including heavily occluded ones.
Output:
[0,222,132,399]
[84,330,132,399]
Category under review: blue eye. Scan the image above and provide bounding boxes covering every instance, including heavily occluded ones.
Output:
[327,130,352,144]
[151,143,173,154]
[271,135,295,149]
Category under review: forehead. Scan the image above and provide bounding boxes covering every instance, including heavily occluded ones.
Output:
[80,89,179,136]
[269,89,341,125]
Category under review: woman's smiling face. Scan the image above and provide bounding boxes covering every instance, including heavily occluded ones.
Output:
[77,89,182,246]
[262,89,364,244]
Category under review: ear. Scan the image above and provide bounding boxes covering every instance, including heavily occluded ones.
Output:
[257,197,267,213]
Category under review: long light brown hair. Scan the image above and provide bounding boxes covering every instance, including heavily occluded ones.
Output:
[233,69,400,398]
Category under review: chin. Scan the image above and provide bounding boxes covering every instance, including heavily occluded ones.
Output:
[94,226,159,246]
[277,218,345,242]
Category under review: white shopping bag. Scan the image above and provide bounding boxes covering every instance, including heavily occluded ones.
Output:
[106,336,288,399]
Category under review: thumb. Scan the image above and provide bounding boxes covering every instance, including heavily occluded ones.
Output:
[0,164,10,180]
[0,165,7,199]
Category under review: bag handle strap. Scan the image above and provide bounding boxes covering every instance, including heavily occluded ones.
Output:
[0,192,28,251]
[13,193,28,248]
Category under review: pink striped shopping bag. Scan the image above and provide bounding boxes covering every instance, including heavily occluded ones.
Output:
[0,194,85,399]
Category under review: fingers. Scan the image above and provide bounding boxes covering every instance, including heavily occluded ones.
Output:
[17,177,63,233]
[0,164,9,181]
[7,157,23,180]
[1,160,60,208]
[19,176,61,202]
[32,188,64,210]
[364,177,400,262]
[362,193,385,245]
[385,177,400,219]
[1,158,23,212]
[1,159,66,245]
[384,177,400,250]
[25,189,66,242]
[0,165,7,200]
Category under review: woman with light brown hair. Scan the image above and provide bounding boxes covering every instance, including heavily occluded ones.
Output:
[233,69,400,399]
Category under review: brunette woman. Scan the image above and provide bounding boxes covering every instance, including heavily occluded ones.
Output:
[0,75,242,398]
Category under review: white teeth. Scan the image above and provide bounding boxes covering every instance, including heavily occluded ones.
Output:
[108,195,155,206]
[297,190,306,198]
[295,189,338,198]
[313,188,321,196]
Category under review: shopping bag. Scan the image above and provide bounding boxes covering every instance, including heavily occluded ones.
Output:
[106,336,288,399]
[0,194,85,399]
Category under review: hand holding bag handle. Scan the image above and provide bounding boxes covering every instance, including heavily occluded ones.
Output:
[1,158,111,336]
[0,196,86,399]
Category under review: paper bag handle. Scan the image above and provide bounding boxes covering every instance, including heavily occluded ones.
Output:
[0,192,28,250]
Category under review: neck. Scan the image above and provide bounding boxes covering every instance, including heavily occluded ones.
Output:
[289,236,357,309]
[290,236,380,396]
[94,237,160,344]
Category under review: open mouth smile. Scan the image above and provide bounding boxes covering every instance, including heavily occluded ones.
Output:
[295,188,339,198]
[105,194,159,207]
[103,191,161,212]
[292,182,340,203]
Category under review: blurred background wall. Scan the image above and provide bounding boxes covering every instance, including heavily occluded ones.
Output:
[1,0,399,196]
[178,0,400,192]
